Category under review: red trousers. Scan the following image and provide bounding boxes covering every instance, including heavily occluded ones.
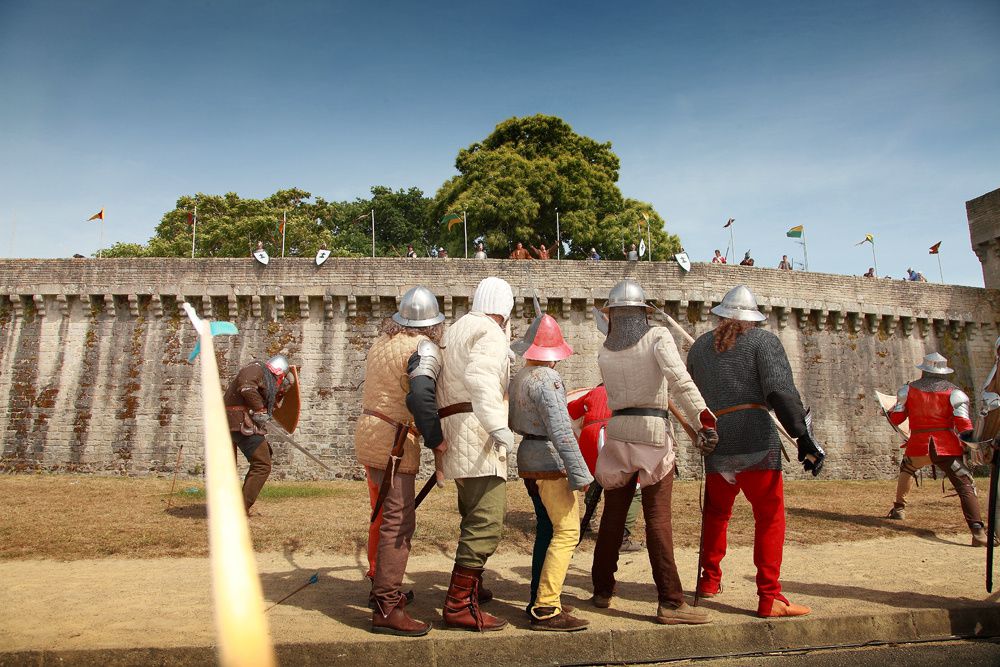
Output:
[699,469,786,604]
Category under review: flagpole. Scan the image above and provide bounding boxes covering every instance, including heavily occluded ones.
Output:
[802,228,809,272]
[281,211,286,258]
[729,224,735,264]
[937,252,944,283]
[556,208,561,260]
[192,200,198,259]
[370,209,375,258]
[871,239,878,276]
[463,210,468,259]
[647,216,653,261]
[98,212,104,259]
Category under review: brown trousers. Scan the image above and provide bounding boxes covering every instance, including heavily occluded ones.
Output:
[232,436,272,512]
[894,450,983,528]
[367,467,417,610]
[592,469,684,605]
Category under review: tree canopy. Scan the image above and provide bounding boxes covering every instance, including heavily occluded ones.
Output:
[102,114,681,259]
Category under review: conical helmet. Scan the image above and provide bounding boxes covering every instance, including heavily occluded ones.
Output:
[711,285,766,322]
[916,352,953,375]
[393,286,445,328]
[604,279,652,310]
[523,315,574,362]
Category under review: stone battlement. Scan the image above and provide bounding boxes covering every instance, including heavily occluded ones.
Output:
[1,258,998,480]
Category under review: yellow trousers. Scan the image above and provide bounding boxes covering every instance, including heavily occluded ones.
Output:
[533,478,581,618]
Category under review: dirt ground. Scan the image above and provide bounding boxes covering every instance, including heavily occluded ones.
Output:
[0,474,988,561]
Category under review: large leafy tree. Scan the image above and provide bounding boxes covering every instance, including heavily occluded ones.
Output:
[432,114,680,259]
[102,187,434,258]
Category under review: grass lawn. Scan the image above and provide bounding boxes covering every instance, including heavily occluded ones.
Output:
[0,474,987,561]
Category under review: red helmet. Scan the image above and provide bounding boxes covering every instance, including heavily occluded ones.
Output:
[524,315,573,362]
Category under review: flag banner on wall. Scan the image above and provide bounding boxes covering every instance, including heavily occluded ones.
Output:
[929,241,941,254]
[723,218,734,228]
[786,225,803,238]
[88,208,104,221]
[855,234,874,246]
[439,212,463,231]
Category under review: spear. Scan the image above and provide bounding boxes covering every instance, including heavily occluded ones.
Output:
[265,573,320,613]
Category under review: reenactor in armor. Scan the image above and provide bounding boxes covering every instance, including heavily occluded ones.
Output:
[687,285,824,618]
[223,354,296,513]
[591,279,719,625]
[355,286,446,636]
[437,277,515,632]
[509,314,594,631]
[885,352,992,547]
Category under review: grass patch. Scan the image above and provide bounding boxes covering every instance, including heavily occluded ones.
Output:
[170,482,345,501]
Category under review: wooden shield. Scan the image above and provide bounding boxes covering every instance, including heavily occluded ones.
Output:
[272,366,301,434]
[876,390,909,439]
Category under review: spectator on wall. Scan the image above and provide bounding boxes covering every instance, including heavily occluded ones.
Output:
[406,244,418,258]
[863,267,876,278]
[712,249,727,264]
[589,247,601,261]
[778,255,793,270]
[624,243,639,261]
[510,242,533,260]
[474,243,487,259]
[740,251,755,267]
[438,247,449,259]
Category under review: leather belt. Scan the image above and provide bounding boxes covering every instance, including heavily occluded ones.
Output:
[911,427,954,434]
[612,408,669,419]
[438,402,473,419]
[715,403,768,418]
[362,408,418,436]
[518,433,548,441]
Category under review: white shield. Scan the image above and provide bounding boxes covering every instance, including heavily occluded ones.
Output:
[315,249,331,266]
[675,252,691,272]
[253,249,270,265]
[639,239,647,258]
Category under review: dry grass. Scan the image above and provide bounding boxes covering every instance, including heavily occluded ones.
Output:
[0,474,989,561]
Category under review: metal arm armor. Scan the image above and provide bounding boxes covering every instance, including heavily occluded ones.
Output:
[950,389,970,419]
[890,385,909,413]
[408,339,442,381]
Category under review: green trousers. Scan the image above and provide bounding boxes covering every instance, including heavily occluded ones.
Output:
[455,475,507,568]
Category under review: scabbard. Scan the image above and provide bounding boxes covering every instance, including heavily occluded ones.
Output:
[413,475,437,510]
[370,422,410,523]
[988,442,999,592]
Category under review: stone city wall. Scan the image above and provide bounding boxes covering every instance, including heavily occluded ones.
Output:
[1,258,998,481]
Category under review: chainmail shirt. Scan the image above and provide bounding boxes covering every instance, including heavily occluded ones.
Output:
[909,376,959,394]
[604,307,651,351]
[687,327,801,474]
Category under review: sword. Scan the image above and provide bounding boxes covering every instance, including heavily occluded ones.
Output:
[988,438,999,592]
[370,422,411,523]
[266,423,334,473]
[414,475,437,510]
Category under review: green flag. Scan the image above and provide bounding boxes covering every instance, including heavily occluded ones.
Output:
[439,212,463,231]
[786,225,803,238]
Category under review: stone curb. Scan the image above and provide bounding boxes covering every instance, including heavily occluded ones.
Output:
[2,605,998,667]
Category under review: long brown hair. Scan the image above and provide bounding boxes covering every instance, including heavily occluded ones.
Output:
[714,319,757,353]
[379,317,444,345]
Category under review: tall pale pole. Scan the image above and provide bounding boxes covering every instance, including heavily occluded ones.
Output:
[937,252,944,283]
[556,208,561,259]
[281,211,286,258]
[370,209,375,258]
[191,198,198,258]
[98,212,104,259]
[800,228,809,272]
[871,239,878,276]
[729,224,735,263]
[463,210,468,259]
[647,216,653,261]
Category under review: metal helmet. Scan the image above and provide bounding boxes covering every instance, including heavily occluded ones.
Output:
[523,314,574,362]
[710,285,767,322]
[393,286,445,328]
[604,279,652,310]
[265,354,290,379]
[916,352,954,375]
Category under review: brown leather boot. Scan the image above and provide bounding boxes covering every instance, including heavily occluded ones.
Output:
[529,608,589,632]
[372,601,431,637]
[442,564,508,632]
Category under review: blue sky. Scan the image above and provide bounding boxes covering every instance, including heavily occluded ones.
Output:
[1,0,998,285]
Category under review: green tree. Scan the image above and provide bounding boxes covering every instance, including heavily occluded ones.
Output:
[432,114,680,259]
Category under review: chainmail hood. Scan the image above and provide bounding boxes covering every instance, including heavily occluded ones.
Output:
[604,306,650,351]
[912,375,958,393]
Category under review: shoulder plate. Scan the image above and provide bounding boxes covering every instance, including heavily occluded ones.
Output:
[890,384,909,413]
[950,388,970,419]
[409,339,442,380]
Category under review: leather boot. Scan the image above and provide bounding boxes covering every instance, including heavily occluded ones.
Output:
[971,524,999,547]
[442,564,507,632]
[886,504,905,520]
[758,596,810,618]
[369,589,414,610]
[656,601,711,625]
[372,600,431,637]
[529,608,588,632]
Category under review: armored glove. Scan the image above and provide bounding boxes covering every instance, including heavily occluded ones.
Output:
[490,427,515,463]
[251,411,270,426]
[796,432,825,476]
[697,428,719,456]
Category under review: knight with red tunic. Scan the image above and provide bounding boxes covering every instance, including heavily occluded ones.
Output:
[885,352,990,547]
